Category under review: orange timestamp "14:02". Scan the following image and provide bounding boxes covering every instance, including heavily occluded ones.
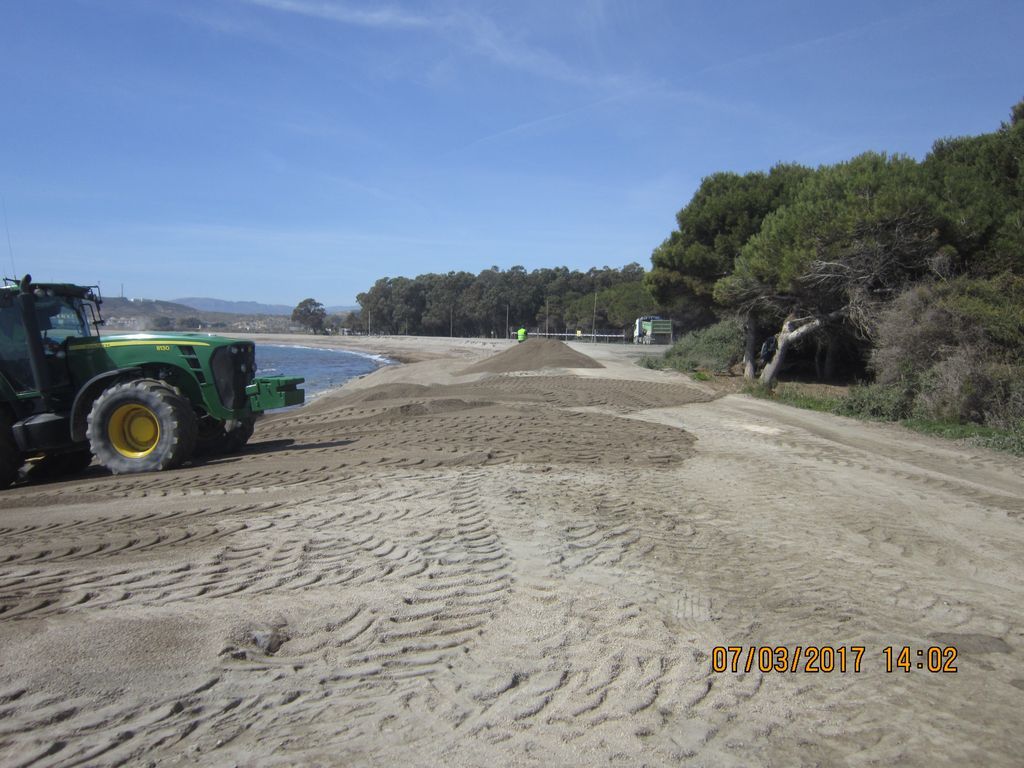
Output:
[710,645,959,674]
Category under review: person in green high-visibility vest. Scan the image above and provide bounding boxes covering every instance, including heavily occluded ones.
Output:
[517,326,527,343]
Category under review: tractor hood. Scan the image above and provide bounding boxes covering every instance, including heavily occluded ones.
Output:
[67,332,304,415]
[66,332,249,361]
[88,332,243,347]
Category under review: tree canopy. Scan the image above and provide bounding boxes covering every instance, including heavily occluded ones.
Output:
[291,298,327,334]
[717,152,941,334]
[354,264,660,337]
[646,164,810,323]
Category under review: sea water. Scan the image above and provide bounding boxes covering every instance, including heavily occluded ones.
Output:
[254,344,392,400]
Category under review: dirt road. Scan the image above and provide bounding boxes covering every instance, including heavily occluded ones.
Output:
[1,337,1021,766]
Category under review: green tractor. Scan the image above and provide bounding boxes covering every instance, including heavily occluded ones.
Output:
[0,275,304,489]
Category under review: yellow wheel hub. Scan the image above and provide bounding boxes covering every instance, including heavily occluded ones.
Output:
[108,404,160,458]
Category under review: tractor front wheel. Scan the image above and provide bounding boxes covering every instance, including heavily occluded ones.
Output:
[87,380,197,475]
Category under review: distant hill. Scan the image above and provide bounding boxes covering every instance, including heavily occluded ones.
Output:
[172,297,295,316]
[98,296,298,334]
[104,296,207,319]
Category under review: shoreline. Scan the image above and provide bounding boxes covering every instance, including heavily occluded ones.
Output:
[240,332,521,403]
[231,331,515,365]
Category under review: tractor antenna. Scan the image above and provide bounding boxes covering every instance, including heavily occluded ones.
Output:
[1,195,16,280]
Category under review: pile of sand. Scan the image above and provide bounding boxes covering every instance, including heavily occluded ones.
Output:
[460,338,604,375]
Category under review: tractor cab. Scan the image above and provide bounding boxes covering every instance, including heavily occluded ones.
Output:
[0,278,100,401]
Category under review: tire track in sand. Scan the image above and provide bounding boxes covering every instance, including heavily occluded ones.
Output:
[0,470,514,766]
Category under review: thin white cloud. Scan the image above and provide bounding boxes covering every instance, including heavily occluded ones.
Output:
[241,0,430,29]
[440,7,604,89]
[691,8,922,80]
[455,83,659,153]
[231,0,623,89]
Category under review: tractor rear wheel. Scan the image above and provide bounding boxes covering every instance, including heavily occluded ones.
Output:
[0,411,20,490]
[87,379,197,475]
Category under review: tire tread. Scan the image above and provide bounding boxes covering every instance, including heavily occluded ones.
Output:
[86,379,197,475]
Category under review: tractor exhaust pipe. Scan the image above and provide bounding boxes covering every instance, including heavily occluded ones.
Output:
[17,275,54,406]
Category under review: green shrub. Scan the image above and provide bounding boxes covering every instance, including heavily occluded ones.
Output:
[770,384,842,413]
[981,365,1024,428]
[902,419,1024,457]
[745,379,1024,457]
[935,273,1024,353]
[973,429,1024,456]
[664,317,744,373]
[871,275,1024,427]
[742,381,773,398]
[835,383,915,420]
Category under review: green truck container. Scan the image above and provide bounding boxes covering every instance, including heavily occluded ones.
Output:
[634,316,673,344]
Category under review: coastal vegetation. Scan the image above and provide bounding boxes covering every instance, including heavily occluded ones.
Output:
[347,264,661,338]
[653,100,1023,452]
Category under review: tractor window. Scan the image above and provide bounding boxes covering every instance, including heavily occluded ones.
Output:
[36,295,92,342]
[0,301,33,392]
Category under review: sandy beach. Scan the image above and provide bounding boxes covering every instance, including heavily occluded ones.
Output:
[1,335,1022,767]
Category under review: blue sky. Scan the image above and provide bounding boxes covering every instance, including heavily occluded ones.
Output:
[2,0,1021,306]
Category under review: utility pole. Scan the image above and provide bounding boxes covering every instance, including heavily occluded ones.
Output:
[545,298,549,336]
[449,305,453,337]
[505,303,509,341]
[591,290,597,344]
